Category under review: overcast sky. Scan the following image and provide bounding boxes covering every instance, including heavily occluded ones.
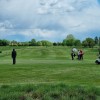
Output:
[0,0,100,42]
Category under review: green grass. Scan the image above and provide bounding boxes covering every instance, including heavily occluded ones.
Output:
[0,46,100,99]
[0,84,100,100]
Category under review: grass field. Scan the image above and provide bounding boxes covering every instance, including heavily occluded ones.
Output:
[0,46,100,100]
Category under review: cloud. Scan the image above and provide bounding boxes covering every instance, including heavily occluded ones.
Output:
[0,20,14,29]
[0,0,100,41]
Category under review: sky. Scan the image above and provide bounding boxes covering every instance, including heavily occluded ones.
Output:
[0,0,100,42]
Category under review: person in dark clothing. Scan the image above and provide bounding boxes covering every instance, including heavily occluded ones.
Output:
[77,50,80,60]
[12,49,17,64]
[71,51,74,60]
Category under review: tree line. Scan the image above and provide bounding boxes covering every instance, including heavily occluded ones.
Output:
[0,34,100,48]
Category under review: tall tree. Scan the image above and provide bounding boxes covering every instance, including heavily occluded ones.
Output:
[41,40,52,46]
[29,39,36,46]
[62,34,75,46]
[74,39,81,46]
[82,38,95,48]
[37,41,42,46]
[0,39,9,46]
[99,37,100,47]
[82,40,88,47]
[98,37,100,54]
[66,34,75,40]
[94,36,98,45]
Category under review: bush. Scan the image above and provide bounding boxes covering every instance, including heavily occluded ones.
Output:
[0,51,2,53]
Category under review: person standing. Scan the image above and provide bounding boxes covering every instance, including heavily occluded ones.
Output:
[12,49,17,64]
[77,50,80,60]
[71,51,74,60]
[80,50,84,60]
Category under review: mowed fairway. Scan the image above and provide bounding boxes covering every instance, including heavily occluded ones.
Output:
[0,46,100,87]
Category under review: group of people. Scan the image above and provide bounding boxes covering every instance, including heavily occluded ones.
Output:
[71,48,84,60]
[11,48,84,65]
[11,48,100,65]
